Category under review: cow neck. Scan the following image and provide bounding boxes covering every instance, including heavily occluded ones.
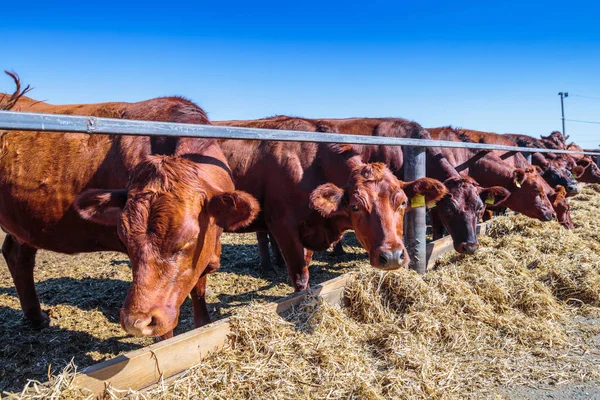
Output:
[452,149,518,188]
[425,149,462,182]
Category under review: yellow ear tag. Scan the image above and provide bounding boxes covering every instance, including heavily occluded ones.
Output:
[515,180,521,188]
[411,194,426,208]
[427,201,437,209]
[485,195,495,205]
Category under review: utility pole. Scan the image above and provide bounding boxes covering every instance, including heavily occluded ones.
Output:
[558,92,568,136]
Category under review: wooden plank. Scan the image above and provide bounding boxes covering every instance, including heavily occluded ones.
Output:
[1,110,599,155]
[73,273,355,395]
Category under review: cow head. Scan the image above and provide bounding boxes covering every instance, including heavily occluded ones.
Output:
[75,156,259,337]
[431,176,509,254]
[549,185,573,229]
[501,168,556,221]
[540,131,569,149]
[574,157,600,184]
[538,161,579,195]
[308,162,447,270]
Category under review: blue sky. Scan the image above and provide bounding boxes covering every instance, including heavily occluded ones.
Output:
[3,1,600,147]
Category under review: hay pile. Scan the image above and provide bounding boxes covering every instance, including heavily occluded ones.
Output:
[9,185,600,399]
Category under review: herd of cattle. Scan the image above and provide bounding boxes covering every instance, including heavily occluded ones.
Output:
[0,72,599,340]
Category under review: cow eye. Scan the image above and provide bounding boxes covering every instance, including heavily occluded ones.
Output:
[351,205,360,212]
[401,200,407,208]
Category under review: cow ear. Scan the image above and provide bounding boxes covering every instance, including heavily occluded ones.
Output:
[479,186,510,207]
[310,183,345,217]
[572,165,585,178]
[577,158,591,168]
[402,178,448,211]
[512,169,527,188]
[75,189,128,226]
[208,190,260,231]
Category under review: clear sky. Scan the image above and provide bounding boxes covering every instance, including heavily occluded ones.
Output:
[3,0,600,147]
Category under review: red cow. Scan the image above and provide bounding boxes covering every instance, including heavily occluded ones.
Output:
[2,75,259,337]
[566,143,600,184]
[314,118,510,254]
[504,133,581,194]
[427,127,561,224]
[216,117,448,291]
[451,128,573,228]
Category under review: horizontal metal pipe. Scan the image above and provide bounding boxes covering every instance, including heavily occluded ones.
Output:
[1,111,599,156]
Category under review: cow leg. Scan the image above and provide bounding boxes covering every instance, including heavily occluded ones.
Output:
[332,240,345,256]
[190,247,220,328]
[483,209,494,221]
[268,232,285,267]
[430,210,446,241]
[268,224,310,292]
[256,232,275,275]
[190,275,211,327]
[2,235,48,328]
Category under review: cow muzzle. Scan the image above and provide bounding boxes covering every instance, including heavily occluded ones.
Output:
[566,184,579,194]
[120,307,177,337]
[544,212,557,222]
[457,241,479,255]
[376,248,407,270]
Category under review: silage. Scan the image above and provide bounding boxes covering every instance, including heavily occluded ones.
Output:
[9,185,600,399]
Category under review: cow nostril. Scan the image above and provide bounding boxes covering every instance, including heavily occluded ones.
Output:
[379,254,388,266]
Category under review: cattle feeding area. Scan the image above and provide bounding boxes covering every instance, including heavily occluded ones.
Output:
[4,184,600,399]
[3,72,600,399]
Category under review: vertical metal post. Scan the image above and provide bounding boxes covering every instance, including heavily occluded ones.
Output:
[558,92,568,136]
[403,145,427,274]
[522,152,532,163]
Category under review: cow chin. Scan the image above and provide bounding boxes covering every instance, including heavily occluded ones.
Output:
[120,305,179,337]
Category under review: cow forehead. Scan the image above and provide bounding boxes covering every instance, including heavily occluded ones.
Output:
[122,190,203,236]
[449,185,480,205]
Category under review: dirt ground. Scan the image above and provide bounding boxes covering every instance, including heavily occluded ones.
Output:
[0,231,365,393]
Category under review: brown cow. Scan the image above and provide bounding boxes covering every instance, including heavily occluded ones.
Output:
[216,117,448,291]
[531,132,600,185]
[244,116,510,272]
[2,75,258,337]
[313,118,510,254]
[249,117,510,268]
[504,133,581,194]
[427,127,559,223]
[450,128,574,228]
[566,143,600,184]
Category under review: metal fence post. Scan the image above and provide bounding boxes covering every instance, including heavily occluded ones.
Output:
[403,146,427,274]
[522,152,532,163]
[596,155,600,169]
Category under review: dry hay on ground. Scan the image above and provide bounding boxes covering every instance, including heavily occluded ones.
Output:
[0,233,365,394]
[13,184,600,399]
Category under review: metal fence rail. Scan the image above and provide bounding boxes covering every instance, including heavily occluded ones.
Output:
[1,111,599,156]
[1,109,599,274]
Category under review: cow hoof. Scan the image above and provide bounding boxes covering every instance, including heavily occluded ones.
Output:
[332,247,346,257]
[260,265,278,278]
[26,311,51,330]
